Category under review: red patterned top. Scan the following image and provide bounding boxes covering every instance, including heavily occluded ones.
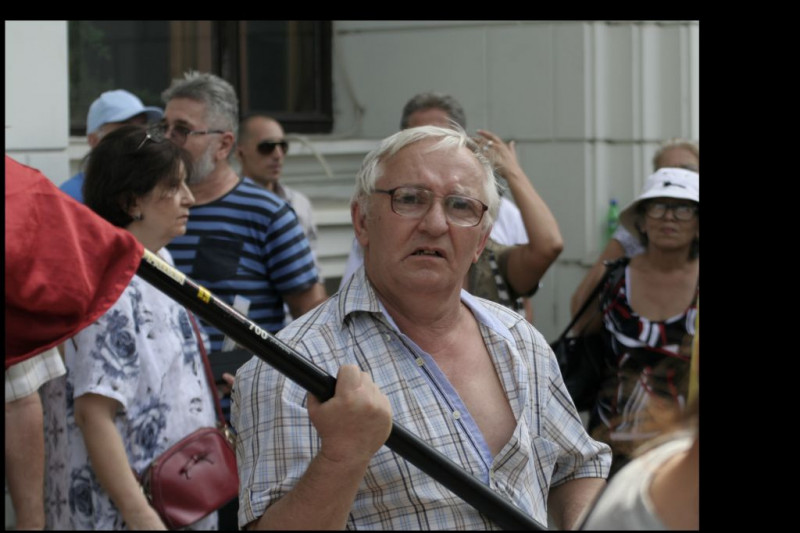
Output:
[592,265,698,447]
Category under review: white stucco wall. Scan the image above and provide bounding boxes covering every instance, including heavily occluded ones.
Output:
[4,20,70,184]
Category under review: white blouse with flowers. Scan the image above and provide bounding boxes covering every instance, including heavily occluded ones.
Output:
[42,248,218,530]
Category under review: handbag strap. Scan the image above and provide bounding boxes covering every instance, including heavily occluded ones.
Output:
[555,257,630,344]
[186,311,228,426]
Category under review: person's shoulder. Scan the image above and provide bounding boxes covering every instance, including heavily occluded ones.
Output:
[229,177,290,207]
[464,292,532,334]
[277,294,341,340]
[491,197,526,245]
[60,172,84,187]
[280,183,308,198]
[58,174,85,202]
[156,247,175,266]
[499,195,521,214]
[484,238,513,256]
[209,177,293,218]
[281,185,313,207]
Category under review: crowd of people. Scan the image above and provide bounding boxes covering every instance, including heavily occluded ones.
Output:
[5,79,699,530]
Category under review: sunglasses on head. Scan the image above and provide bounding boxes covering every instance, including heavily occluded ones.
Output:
[257,140,289,155]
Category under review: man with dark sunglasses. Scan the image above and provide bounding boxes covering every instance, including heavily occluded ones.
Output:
[237,114,323,301]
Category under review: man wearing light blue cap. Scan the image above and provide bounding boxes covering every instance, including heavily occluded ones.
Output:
[60,89,163,203]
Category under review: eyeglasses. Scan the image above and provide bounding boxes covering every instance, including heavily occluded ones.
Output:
[152,122,226,146]
[645,201,698,221]
[257,140,289,156]
[373,186,488,227]
[136,124,167,151]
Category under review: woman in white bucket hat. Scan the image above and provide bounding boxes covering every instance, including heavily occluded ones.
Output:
[569,138,699,317]
[583,167,699,477]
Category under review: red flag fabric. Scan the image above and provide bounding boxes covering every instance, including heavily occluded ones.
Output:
[5,155,144,368]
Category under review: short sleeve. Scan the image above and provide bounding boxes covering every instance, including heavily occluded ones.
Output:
[67,286,140,409]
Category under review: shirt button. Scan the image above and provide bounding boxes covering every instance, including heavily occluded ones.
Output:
[453,410,461,420]
[416,358,425,367]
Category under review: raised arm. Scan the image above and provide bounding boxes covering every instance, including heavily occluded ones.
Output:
[476,129,564,296]
[247,365,392,530]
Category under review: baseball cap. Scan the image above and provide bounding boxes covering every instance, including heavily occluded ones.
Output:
[86,89,163,135]
[619,167,699,241]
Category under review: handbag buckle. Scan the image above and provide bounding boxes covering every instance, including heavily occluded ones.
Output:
[219,423,236,447]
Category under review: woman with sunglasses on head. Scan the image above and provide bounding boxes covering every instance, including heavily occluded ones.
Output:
[575,167,699,478]
[41,125,219,530]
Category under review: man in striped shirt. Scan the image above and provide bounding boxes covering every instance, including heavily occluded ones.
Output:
[236,114,324,325]
[161,71,327,353]
[160,70,327,531]
[233,125,610,530]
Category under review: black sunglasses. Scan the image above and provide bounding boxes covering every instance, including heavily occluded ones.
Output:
[256,140,289,155]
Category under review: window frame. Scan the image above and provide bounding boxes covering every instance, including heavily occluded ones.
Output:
[68,20,333,137]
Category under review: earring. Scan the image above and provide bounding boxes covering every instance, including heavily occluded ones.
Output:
[132,213,144,221]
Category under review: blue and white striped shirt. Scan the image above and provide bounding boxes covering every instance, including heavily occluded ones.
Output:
[233,267,610,529]
[167,177,319,352]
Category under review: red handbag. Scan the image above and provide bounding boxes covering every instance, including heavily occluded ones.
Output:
[137,312,239,530]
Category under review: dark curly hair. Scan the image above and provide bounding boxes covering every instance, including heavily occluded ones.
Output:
[83,125,193,227]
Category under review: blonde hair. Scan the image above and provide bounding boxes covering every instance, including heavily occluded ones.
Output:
[652,137,699,172]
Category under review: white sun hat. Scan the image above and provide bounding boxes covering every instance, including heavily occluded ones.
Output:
[618,167,699,242]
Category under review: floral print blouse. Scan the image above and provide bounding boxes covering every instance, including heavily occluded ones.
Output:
[42,249,218,530]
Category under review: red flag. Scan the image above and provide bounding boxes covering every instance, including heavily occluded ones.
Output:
[5,155,144,368]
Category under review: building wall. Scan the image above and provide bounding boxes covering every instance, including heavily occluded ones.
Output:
[4,20,70,182]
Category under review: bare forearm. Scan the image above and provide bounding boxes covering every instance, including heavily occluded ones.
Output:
[474,130,563,263]
[251,453,370,530]
[548,477,606,530]
[75,398,165,529]
[505,165,563,256]
[503,165,564,294]
[5,392,45,529]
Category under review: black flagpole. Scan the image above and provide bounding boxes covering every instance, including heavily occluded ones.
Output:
[137,249,546,531]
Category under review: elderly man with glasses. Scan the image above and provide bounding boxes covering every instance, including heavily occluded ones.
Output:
[233,125,610,531]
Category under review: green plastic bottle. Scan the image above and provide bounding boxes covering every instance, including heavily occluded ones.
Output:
[606,198,620,243]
